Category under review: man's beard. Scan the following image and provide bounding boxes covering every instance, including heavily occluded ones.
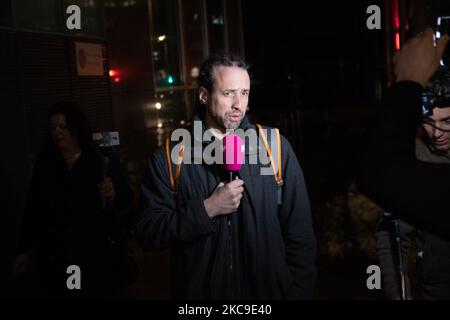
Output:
[216,111,243,130]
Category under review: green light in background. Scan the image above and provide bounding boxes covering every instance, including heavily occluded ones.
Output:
[167,75,174,84]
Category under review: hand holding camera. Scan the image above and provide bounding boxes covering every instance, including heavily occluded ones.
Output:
[394,28,448,87]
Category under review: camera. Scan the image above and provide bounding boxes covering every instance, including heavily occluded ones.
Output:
[436,16,450,68]
[93,131,120,148]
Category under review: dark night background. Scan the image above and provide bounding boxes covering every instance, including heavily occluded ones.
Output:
[1,0,449,300]
[242,0,385,299]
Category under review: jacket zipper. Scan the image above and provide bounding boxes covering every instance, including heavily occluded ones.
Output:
[228,216,234,299]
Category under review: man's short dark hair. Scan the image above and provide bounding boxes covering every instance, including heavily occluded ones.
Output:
[198,52,249,92]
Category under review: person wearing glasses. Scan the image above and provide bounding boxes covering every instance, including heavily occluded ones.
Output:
[375,68,450,300]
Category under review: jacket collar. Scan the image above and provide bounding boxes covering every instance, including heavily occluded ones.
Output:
[183,114,259,164]
[187,114,259,213]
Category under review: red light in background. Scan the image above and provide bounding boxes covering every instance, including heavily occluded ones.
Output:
[109,69,121,83]
[395,32,401,51]
[109,69,119,77]
[393,0,400,29]
[392,0,401,51]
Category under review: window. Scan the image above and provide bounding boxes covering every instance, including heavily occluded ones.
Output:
[147,0,239,133]
[206,0,226,54]
[12,0,59,32]
[150,0,182,88]
[145,90,194,130]
[180,0,206,86]
[0,0,12,27]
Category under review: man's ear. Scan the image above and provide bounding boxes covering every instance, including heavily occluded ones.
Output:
[199,87,209,104]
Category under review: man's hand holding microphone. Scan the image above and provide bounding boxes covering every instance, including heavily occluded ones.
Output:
[204,179,244,218]
[203,133,245,218]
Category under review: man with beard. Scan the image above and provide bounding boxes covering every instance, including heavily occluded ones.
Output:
[137,53,316,299]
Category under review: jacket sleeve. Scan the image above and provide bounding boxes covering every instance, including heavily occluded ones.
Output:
[136,147,215,251]
[357,81,450,239]
[109,152,133,212]
[17,155,45,254]
[278,136,317,299]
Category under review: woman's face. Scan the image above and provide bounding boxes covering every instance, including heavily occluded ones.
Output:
[49,114,79,151]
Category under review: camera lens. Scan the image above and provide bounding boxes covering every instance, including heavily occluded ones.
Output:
[437,16,450,67]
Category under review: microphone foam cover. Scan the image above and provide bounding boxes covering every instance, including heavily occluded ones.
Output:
[223,134,244,171]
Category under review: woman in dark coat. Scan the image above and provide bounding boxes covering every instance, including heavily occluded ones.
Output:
[13,101,136,299]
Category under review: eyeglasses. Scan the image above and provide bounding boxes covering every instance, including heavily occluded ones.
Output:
[422,119,450,132]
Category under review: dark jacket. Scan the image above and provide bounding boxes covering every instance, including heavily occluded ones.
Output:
[375,138,450,299]
[18,144,136,295]
[358,81,450,240]
[137,115,317,300]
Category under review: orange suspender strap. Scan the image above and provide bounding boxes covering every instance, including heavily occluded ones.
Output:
[165,126,281,195]
[165,137,185,195]
[256,124,283,186]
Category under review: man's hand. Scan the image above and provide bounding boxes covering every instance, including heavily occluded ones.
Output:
[395,28,449,87]
[203,179,244,218]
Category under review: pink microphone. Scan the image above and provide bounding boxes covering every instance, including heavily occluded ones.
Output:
[223,133,244,180]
